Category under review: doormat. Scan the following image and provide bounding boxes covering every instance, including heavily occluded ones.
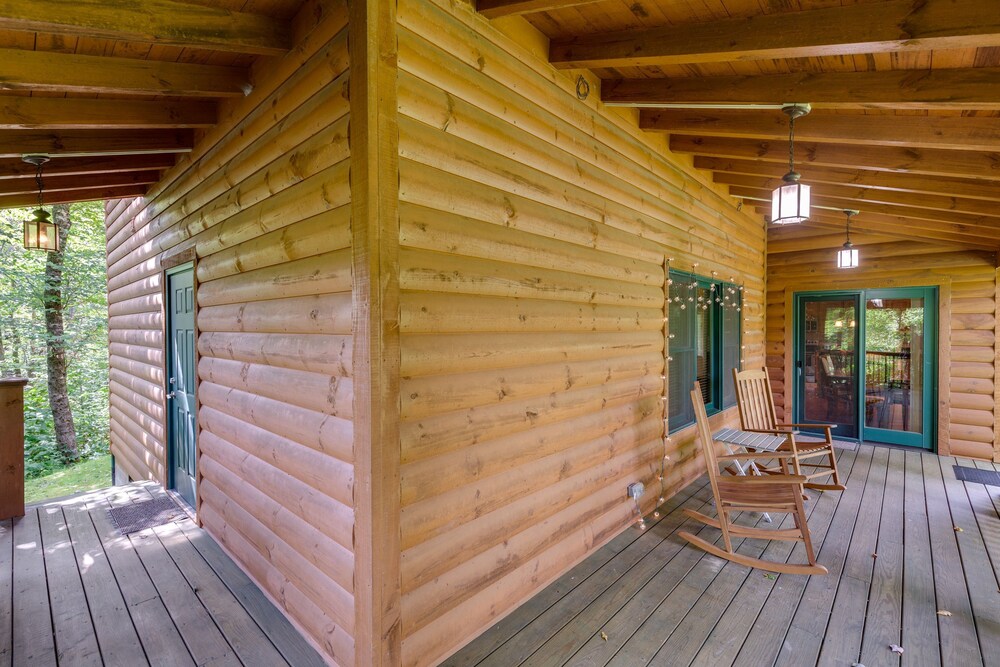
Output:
[953,466,1000,487]
[108,496,185,535]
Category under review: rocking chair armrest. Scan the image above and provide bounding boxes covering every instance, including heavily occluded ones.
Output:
[743,427,795,436]
[717,451,798,462]
[724,474,809,485]
[776,422,836,432]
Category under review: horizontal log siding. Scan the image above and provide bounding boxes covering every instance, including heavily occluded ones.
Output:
[766,231,999,461]
[103,3,355,664]
[396,1,766,664]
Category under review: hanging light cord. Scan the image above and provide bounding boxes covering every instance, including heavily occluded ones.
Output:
[34,162,44,209]
[788,112,796,175]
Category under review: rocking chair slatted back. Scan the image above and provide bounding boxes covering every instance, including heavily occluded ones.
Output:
[734,368,779,431]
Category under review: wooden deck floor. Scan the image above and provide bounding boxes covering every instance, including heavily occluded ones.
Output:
[446,445,1000,667]
[0,482,325,667]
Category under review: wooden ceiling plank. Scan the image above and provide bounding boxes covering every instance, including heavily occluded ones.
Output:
[0,0,291,55]
[0,154,175,180]
[477,0,607,19]
[641,108,1000,151]
[0,170,162,196]
[0,97,217,129]
[0,129,194,157]
[694,156,1000,203]
[719,175,1000,218]
[0,48,250,97]
[671,135,1000,181]
[607,67,1000,110]
[0,184,147,209]
[549,0,1000,69]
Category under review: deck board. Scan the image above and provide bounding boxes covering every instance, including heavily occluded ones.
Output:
[454,444,1000,667]
[2,483,322,667]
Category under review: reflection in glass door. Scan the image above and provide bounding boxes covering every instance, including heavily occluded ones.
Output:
[799,296,859,438]
[862,289,935,448]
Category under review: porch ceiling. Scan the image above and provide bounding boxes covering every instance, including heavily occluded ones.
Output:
[0,0,307,210]
[478,0,1000,252]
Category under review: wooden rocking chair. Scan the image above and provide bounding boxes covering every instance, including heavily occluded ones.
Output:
[678,383,828,576]
[733,368,845,492]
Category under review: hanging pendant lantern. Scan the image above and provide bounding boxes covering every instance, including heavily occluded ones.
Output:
[836,209,860,269]
[21,154,59,252]
[771,104,812,225]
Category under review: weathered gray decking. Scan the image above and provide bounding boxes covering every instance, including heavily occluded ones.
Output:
[0,482,325,667]
[447,445,1000,667]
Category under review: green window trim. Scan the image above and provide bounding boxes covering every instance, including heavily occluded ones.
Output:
[667,270,742,434]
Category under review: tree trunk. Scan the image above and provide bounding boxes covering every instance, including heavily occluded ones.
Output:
[44,204,79,463]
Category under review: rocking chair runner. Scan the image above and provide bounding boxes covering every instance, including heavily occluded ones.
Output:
[733,368,845,492]
[678,383,828,576]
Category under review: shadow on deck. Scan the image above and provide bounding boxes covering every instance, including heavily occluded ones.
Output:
[447,445,1000,667]
[0,482,325,667]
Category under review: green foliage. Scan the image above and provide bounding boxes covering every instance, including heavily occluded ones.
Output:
[24,454,112,504]
[0,202,109,478]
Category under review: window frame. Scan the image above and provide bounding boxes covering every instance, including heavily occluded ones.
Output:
[667,269,742,433]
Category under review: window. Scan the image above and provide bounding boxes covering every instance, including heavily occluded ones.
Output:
[667,270,742,432]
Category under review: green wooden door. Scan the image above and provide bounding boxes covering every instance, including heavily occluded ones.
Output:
[166,266,197,507]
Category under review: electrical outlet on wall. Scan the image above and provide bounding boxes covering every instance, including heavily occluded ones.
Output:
[627,482,645,500]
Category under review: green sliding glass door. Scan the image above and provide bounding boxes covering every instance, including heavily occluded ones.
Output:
[795,287,936,449]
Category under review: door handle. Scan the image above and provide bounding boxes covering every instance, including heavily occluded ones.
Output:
[166,391,176,400]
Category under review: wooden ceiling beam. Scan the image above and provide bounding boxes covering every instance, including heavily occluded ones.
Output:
[0,130,194,158]
[0,184,147,209]
[550,0,1000,69]
[670,135,1000,181]
[0,154,175,180]
[477,0,606,19]
[0,0,290,55]
[719,175,1000,218]
[640,109,1000,151]
[753,207,1000,249]
[0,97,216,129]
[606,68,1000,110]
[0,48,250,97]
[0,170,162,196]
[693,156,1000,203]
[741,187,1000,229]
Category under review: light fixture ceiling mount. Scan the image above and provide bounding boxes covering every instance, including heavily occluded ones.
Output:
[771,103,812,225]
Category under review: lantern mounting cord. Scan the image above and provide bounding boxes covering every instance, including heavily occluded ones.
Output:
[781,104,810,184]
[21,154,50,210]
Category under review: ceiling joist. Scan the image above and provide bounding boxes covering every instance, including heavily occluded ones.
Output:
[476,0,605,19]
[0,48,250,97]
[0,170,162,197]
[641,109,1000,151]
[0,130,194,158]
[0,97,216,129]
[0,0,291,55]
[549,0,1000,69]
[606,67,1000,110]
[670,135,1000,181]
[0,154,175,181]
[717,174,1000,218]
[0,184,148,209]
[692,157,1000,203]
[752,207,1000,250]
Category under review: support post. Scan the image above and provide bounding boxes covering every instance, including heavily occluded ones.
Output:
[0,378,29,519]
[350,0,402,664]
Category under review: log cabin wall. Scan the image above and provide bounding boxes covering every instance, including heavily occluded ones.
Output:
[765,234,1000,462]
[395,1,766,664]
[104,2,356,663]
